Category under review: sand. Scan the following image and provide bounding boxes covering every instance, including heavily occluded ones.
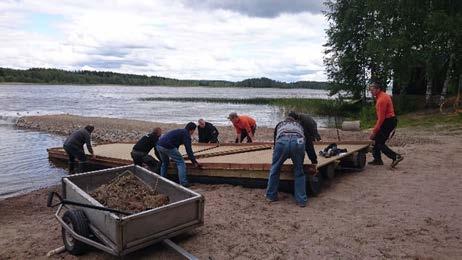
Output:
[1,114,461,259]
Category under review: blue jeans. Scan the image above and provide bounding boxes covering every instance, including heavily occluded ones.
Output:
[156,145,189,186]
[266,136,307,205]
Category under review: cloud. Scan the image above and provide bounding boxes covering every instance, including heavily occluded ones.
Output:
[182,0,325,17]
[0,0,328,81]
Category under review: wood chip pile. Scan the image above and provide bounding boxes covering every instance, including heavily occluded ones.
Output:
[90,170,169,214]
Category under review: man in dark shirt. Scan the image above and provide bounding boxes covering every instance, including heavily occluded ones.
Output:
[288,111,321,164]
[156,122,201,187]
[63,125,96,173]
[131,127,162,173]
[198,119,219,143]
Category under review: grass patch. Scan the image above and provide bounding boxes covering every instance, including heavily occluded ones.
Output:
[360,110,462,129]
[397,112,462,128]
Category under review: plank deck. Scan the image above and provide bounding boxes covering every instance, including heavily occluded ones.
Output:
[48,141,369,180]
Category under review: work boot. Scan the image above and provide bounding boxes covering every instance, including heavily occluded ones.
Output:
[391,154,404,168]
[368,159,384,165]
[265,196,278,203]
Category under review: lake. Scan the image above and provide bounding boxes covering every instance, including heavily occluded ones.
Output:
[0,84,332,198]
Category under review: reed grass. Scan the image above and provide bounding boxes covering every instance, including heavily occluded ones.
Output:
[140,97,348,116]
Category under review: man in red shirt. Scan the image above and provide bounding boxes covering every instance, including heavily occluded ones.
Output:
[368,83,403,167]
[228,112,257,143]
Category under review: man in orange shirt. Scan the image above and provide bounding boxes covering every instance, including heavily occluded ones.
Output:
[228,112,257,143]
[368,83,403,167]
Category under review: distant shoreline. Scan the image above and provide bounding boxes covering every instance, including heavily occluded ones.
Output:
[0,67,330,89]
[0,81,329,89]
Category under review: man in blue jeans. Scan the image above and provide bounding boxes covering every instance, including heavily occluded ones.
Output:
[156,122,201,187]
[266,116,307,207]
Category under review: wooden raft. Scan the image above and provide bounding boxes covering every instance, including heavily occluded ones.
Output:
[48,142,370,181]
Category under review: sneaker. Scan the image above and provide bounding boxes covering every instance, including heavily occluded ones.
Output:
[266,196,278,202]
[182,183,192,188]
[368,159,384,165]
[296,202,307,208]
[391,154,404,168]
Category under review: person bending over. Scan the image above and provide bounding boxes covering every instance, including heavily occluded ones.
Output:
[63,125,96,173]
[131,127,162,173]
[266,116,307,207]
[198,119,219,143]
[227,112,257,143]
[156,122,201,187]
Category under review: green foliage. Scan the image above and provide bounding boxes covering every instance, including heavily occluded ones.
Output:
[234,77,329,89]
[397,112,462,128]
[358,105,376,129]
[0,68,329,89]
[324,0,462,98]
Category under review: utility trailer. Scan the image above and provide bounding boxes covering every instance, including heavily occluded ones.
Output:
[48,165,204,258]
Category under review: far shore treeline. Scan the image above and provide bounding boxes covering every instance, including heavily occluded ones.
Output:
[0,67,329,89]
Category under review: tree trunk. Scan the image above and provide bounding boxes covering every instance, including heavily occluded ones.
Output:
[440,53,455,105]
[425,60,433,107]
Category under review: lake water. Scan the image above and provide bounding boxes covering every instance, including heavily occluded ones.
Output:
[0,84,332,198]
[0,122,67,199]
[0,84,332,127]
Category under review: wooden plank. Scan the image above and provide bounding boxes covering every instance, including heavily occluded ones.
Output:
[48,142,369,180]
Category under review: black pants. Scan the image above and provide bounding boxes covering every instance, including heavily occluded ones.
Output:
[305,140,318,164]
[200,134,219,143]
[63,145,87,174]
[209,135,219,143]
[373,117,398,161]
[240,125,257,143]
[131,150,160,173]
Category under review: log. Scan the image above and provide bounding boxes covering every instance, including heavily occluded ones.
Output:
[341,121,360,131]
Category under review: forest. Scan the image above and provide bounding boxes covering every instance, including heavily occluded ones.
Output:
[324,0,462,106]
[0,67,329,89]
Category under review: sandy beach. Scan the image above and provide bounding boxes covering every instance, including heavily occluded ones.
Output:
[1,114,461,259]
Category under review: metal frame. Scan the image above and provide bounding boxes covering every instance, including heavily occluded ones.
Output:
[55,165,204,257]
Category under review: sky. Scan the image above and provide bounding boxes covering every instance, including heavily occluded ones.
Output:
[0,0,328,82]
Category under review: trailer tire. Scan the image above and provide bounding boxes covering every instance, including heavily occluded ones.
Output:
[320,163,336,180]
[355,151,366,169]
[307,174,322,196]
[62,209,89,255]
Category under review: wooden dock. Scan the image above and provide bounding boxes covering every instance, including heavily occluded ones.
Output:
[48,141,370,195]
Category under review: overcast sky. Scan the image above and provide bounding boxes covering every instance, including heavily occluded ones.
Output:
[0,0,328,82]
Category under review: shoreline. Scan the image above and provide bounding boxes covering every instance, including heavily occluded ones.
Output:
[15,114,439,146]
[1,114,461,258]
[0,82,329,90]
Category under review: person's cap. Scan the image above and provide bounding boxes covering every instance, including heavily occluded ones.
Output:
[227,112,238,120]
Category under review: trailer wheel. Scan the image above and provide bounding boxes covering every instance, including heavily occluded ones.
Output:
[307,174,322,196]
[355,151,366,169]
[62,209,89,255]
[320,163,336,180]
